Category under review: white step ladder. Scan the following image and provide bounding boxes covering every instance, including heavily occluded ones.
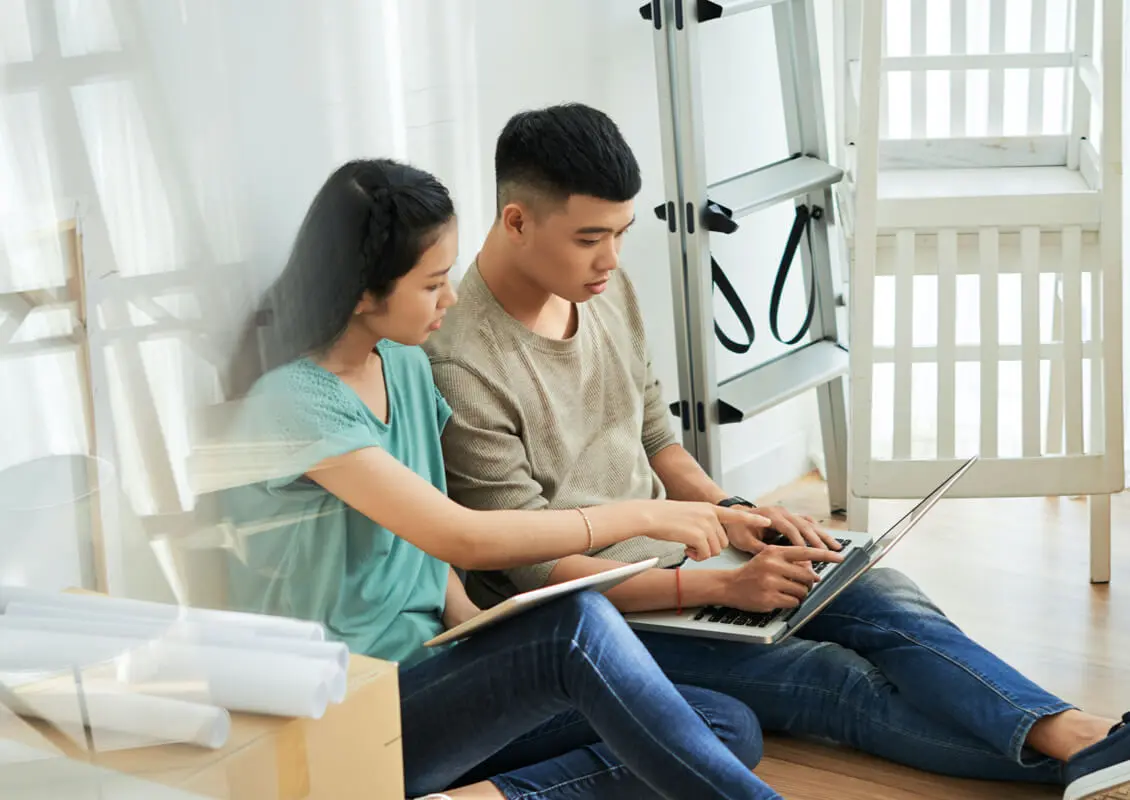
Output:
[642,0,850,512]
[838,0,1124,582]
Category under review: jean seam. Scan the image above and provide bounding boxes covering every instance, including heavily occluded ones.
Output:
[490,764,630,800]
[569,636,736,797]
[817,611,1067,760]
[667,669,1025,762]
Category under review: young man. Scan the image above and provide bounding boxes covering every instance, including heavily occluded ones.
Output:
[424,103,1130,800]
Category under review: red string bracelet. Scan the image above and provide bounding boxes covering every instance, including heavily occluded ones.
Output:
[675,567,683,616]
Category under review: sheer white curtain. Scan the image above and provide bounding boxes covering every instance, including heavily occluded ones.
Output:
[0,0,487,594]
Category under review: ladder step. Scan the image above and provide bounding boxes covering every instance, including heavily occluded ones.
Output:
[718,341,848,424]
[708,156,843,221]
[700,0,790,21]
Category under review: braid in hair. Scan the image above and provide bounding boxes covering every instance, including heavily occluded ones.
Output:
[361,185,397,299]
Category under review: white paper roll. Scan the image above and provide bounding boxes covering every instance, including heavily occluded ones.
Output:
[13,682,230,750]
[0,629,140,673]
[0,629,340,720]
[0,586,325,641]
[1,604,349,671]
[121,640,339,719]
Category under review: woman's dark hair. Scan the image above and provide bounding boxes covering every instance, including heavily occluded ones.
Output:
[240,159,454,385]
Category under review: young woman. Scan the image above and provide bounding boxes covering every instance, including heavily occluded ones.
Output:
[219,159,785,800]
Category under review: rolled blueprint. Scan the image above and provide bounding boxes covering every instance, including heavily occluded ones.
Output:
[8,679,230,750]
[0,586,325,641]
[120,640,340,719]
[0,605,349,671]
[0,629,341,719]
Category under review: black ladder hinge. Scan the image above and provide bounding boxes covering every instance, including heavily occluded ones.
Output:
[668,399,692,431]
[653,201,678,233]
[639,0,661,29]
[703,201,738,234]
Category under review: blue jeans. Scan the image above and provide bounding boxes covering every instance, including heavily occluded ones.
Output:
[399,591,782,799]
[640,568,1072,785]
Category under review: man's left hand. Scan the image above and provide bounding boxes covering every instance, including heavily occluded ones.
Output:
[723,505,842,554]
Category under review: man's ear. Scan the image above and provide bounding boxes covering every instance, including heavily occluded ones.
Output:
[500,202,528,242]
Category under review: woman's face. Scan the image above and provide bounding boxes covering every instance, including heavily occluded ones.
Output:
[356,218,459,346]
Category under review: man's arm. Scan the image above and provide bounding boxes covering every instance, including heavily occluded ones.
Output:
[651,444,728,504]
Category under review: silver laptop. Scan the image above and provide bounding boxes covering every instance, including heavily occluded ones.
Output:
[625,455,978,645]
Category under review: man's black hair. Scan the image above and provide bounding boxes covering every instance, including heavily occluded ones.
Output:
[495,103,642,214]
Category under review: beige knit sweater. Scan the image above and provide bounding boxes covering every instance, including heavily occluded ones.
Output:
[424,263,685,605]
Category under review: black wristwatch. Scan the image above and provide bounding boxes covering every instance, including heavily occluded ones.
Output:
[717,495,756,509]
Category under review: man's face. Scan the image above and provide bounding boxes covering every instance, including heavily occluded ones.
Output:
[515,194,635,304]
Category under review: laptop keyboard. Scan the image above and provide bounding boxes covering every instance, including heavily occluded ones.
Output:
[692,538,852,629]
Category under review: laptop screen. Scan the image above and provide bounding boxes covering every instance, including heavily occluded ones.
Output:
[863,455,979,563]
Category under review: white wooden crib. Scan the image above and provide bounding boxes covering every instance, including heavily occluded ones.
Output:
[836,0,1124,582]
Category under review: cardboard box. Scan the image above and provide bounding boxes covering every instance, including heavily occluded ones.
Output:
[15,655,404,800]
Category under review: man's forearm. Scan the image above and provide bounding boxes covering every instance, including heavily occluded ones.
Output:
[650,444,729,504]
[547,554,726,613]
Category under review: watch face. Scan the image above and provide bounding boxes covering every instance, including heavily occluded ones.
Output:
[721,496,754,508]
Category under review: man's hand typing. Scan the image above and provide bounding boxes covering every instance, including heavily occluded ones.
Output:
[709,545,845,613]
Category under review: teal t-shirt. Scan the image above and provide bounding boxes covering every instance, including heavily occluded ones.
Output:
[220,341,450,666]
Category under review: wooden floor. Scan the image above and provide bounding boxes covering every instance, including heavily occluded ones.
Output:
[750,476,1130,800]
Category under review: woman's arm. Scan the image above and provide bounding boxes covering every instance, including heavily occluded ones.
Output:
[442,568,481,629]
[306,446,734,570]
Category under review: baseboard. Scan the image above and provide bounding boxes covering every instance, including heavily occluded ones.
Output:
[722,431,815,501]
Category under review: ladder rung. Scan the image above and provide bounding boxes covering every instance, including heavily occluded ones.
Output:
[718,341,848,424]
[708,156,843,221]
[699,0,790,21]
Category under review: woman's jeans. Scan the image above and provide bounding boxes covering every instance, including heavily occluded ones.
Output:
[399,591,781,799]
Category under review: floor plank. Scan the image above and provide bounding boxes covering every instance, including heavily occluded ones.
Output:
[744,476,1130,799]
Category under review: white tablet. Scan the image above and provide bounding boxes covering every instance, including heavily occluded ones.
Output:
[424,558,660,647]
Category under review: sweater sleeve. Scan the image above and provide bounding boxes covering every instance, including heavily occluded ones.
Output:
[641,352,679,458]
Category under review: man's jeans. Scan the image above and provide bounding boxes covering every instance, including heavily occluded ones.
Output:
[640,567,1071,784]
[399,591,783,799]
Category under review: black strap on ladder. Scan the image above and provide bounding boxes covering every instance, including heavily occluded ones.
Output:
[713,203,821,352]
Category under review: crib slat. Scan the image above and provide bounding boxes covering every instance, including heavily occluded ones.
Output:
[893,230,915,459]
[950,0,967,137]
[1028,0,1047,134]
[1091,236,1103,451]
[1062,226,1085,454]
[988,0,1007,136]
[880,2,890,140]
[910,0,928,137]
[937,230,958,459]
[980,228,1000,458]
[1045,280,1065,455]
[1069,0,1096,168]
[1021,227,1042,457]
